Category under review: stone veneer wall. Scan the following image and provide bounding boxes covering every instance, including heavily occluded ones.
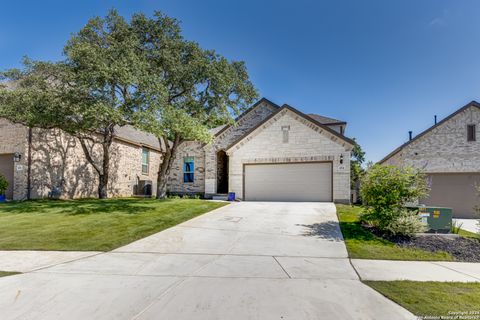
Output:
[383,105,480,172]
[0,119,162,200]
[167,140,206,194]
[203,101,278,194]
[227,109,352,202]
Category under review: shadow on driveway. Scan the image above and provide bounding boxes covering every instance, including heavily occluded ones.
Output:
[296,221,344,241]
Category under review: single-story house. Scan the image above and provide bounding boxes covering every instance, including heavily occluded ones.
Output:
[0,97,354,203]
[380,101,480,218]
[166,98,354,203]
[0,119,164,200]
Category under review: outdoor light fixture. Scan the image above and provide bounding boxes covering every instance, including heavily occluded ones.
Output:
[339,154,344,164]
[13,152,21,162]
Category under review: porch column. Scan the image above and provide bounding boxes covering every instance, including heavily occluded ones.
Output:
[204,145,217,195]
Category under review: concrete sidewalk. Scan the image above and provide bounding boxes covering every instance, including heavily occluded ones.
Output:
[352,259,480,282]
[0,250,101,272]
[454,218,479,234]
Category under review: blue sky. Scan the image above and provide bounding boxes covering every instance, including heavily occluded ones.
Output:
[1,0,480,162]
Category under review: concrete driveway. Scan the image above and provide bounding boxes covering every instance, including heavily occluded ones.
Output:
[0,202,413,320]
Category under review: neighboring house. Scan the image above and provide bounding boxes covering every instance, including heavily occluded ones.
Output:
[0,97,353,203]
[380,101,480,218]
[167,98,354,203]
[0,119,163,200]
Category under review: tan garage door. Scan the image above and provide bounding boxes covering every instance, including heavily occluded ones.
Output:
[0,154,14,199]
[422,173,480,219]
[244,162,332,202]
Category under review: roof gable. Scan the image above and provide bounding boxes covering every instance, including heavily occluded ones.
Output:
[379,100,480,164]
[211,97,280,138]
[225,104,355,153]
[307,113,346,125]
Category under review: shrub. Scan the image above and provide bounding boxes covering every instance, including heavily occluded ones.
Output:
[0,174,8,196]
[384,209,426,237]
[360,164,429,235]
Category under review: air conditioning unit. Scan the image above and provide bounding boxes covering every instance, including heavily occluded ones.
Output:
[136,180,152,197]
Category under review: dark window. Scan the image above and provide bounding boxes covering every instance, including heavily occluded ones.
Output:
[467,124,476,142]
[141,148,149,174]
[183,156,194,183]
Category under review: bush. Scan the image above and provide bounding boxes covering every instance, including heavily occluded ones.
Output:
[360,164,429,236]
[0,174,8,196]
[384,209,426,237]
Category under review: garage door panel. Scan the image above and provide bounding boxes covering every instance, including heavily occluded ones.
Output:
[244,162,332,202]
[423,173,480,219]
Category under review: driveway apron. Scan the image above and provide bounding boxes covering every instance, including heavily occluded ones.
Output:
[0,202,414,320]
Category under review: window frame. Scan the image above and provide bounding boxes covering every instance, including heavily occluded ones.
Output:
[141,148,150,175]
[467,124,476,142]
[183,156,195,183]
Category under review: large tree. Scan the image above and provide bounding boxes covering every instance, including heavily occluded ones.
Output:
[1,10,257,200]
[0,11,151,198]
[130,12,258,199]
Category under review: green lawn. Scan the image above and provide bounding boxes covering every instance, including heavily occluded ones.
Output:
[336,204,454,261]
[364,281,480,317]
[459,228,480,240]
[0,271,20,277]
[0,198,227,251]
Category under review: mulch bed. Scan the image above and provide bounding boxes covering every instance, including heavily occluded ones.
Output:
[367,226,480,262]
[396,236,480,262]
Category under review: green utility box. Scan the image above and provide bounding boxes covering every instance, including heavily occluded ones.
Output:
[416,206,453,233]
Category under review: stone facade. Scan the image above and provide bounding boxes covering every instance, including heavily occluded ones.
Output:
[382,105,480,172]
[1,98,353,202]
[0,119,29,200]
[166,99,279,195]
[0,119,162,200]
[167,140,206,195]
[226,108,352,202]
[204,100,279,195]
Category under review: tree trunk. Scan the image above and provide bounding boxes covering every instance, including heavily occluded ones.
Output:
[156,135,180,199]
[98,174,108,199]
[99,131,111,199]
[78,126,114,199]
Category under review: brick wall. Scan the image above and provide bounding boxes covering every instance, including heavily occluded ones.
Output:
[383,105,480,172]
[0,119,163,200]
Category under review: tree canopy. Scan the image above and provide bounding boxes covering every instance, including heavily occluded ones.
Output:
[0,9,258,199]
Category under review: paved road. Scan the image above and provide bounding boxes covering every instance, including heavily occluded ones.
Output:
[0,202,414,320]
